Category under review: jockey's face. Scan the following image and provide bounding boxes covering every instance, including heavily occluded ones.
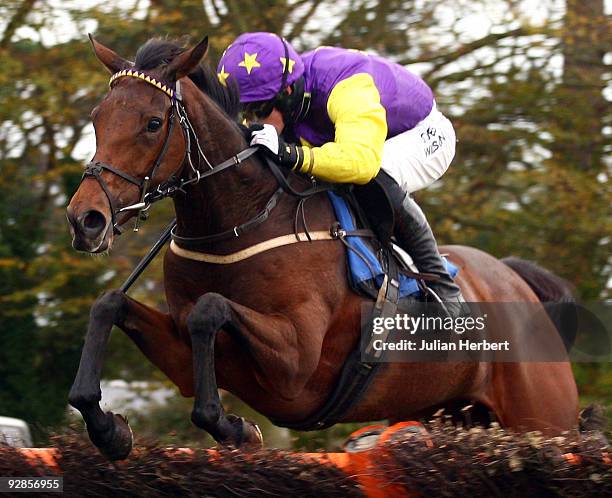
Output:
[243,86,292,135]
[262,107,285,135]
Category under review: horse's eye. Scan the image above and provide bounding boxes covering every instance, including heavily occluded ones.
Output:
[147,117,163,132]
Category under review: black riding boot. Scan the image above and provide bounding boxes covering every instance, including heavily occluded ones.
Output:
[376,171,467,318]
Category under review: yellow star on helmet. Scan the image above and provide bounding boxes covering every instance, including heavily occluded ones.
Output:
[238,52,261,75]
[217,65,230,87]
[279,57,296,73]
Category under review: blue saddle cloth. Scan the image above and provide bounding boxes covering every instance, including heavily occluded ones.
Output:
[328,192,458,299]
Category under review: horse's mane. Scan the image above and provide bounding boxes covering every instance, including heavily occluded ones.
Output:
[134,38,240,119]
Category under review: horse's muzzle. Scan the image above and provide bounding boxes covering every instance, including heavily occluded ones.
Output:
[67,207,112,253]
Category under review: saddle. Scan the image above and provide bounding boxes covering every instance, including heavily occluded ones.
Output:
[331,179,458,302]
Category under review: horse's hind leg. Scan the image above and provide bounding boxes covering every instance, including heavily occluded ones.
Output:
[489,362,578,434]
[68,290,191,460]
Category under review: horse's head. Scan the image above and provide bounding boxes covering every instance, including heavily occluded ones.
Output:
[67,35,209,252]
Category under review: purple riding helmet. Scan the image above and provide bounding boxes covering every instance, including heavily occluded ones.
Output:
[217,32,305,120]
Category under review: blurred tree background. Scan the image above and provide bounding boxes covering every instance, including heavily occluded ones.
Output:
[0,0,609,447]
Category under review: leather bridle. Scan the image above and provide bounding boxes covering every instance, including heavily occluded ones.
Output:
[80,70,187,234]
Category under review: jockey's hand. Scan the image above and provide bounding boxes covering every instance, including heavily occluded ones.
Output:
[249,124,301,170]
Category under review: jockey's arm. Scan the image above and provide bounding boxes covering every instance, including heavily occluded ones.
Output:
[297,73,388,185]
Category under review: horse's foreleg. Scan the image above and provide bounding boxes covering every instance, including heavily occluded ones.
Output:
[187,292,314,447]
[68,291,132,460]
[68,290,190,460]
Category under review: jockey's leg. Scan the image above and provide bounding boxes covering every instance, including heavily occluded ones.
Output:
[379,102,466,316]
[380,101,456,194]
[385,176,466,313]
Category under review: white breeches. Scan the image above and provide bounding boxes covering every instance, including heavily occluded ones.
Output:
[380,102,456,194]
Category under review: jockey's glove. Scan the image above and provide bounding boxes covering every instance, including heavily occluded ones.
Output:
[249,124,304,171]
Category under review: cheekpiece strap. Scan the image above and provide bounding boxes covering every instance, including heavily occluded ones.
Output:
[175,80,183,102]
[109,69,175,99]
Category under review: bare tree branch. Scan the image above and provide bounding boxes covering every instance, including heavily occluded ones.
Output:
[286,0,324,40]
[399,27,545,68]
[1,0,38,49]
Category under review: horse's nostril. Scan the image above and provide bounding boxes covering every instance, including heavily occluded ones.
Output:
[81,210,107,236]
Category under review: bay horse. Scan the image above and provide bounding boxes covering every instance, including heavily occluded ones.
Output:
[66,35,579,460]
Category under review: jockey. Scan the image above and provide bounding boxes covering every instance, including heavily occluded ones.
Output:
[217,32,466,316]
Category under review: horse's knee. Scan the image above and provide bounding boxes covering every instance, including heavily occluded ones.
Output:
[90,290,127,322]
[187,293,231,335]
[191,401,221,429]
[68,389,101,411]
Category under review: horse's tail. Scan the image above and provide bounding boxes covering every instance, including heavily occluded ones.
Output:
[501,257,577,350]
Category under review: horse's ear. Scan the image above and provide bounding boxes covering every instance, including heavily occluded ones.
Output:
[164,36,209,81]
[89,34,132,74]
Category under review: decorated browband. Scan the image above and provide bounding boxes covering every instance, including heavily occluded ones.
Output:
[109,69,175,99]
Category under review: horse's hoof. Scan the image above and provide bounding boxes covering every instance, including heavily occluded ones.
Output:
[92,413,133,461]
[227,414,263,448]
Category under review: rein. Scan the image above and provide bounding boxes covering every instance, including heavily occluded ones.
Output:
[169,156,337,250]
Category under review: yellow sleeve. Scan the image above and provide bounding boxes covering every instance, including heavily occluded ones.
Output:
[298,73,387,185]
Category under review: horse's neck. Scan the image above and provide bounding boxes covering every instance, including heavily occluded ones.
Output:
[173,90,277,238]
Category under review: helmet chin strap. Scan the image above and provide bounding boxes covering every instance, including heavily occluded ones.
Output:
[277,34,290,93]
[275,35,310,123]
[288,76,311,122]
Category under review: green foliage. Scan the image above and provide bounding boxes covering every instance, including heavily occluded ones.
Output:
[0,0,608,447]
